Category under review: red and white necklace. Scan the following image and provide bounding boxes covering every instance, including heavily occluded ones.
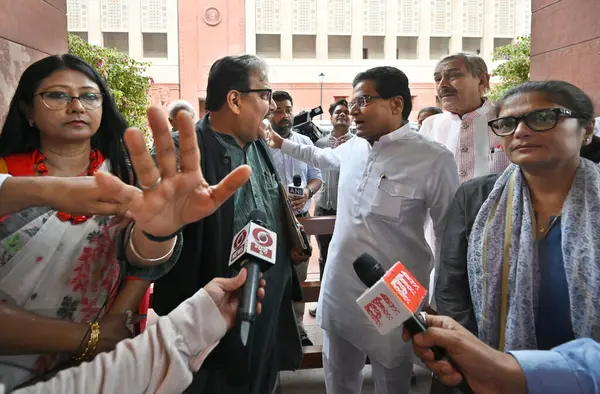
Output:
[33,149,104,225]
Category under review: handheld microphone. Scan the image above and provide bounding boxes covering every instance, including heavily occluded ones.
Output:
[229,210,277,346]
[353,253,475,394]
[288,174,304,197]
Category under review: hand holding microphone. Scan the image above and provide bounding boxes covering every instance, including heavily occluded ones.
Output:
[228,210,277,345]
[204,269,267,330]
[353,253,475,394]
[288,174,308,213]
[403,315,527,394]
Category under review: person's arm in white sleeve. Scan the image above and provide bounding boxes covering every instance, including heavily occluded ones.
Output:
[266,124,344,170]
[14,270,262,394]
[425,149,460,305]
[280,138,344,170]
[0,174,11,191]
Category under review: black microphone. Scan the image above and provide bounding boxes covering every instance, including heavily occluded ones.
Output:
[288,174,304,197]
[353,253,475,394]
[228,210,277,346]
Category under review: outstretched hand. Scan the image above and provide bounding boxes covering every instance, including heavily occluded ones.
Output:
[96,107,252,236]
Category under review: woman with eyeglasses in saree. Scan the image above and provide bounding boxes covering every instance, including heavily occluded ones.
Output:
[434,80,600,362]
[0,54,251,390]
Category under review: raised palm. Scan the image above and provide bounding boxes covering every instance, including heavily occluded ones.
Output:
[96,107,251,236]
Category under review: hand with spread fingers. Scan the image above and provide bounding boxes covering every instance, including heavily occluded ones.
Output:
[96,106,252,238]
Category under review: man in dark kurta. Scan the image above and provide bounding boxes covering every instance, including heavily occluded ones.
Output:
[152,55,303,394]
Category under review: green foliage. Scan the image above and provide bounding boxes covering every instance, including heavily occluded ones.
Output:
[67,33,153,141]
[488,35,531,101]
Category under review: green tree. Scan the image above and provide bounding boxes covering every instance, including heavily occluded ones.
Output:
[488,35,531,101]
[68,33,153,141]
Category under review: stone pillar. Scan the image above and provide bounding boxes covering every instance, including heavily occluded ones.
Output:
[530,0,600,113]
[350,0,363,62]
[417,0,431,60]
[0,0,67,129]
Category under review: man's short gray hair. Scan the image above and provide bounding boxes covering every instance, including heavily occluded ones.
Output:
[168,100,196,120]
[436,52,490,90]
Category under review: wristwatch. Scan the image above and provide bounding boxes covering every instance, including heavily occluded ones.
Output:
[306,187,314,199]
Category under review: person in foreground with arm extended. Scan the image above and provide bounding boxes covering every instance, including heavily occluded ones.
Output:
[0,53,252,390]
[404,314,600,394]
[2,269,265,394]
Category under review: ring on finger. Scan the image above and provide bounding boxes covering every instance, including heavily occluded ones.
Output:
[140,175,162,190]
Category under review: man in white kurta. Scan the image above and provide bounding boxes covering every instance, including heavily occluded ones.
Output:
[420,53,510,182]
[268,67,459,394]
[419,54,510,312]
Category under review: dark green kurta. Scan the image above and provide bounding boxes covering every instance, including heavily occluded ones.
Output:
[152,115,303,394]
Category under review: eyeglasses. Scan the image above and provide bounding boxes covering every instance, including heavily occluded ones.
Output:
[488,108,578,137]
[238,89,273,102]
[348,95,382,110]
[36,91,104,110]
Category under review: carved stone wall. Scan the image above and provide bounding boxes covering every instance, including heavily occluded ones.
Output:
[0,0,68,130]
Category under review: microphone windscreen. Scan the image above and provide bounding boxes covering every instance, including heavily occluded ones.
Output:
[353,253,386,288]
[248,210,267,225]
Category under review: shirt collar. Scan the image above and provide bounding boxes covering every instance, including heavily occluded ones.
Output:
[379,122,413,144]
[329,131,353,142]
[450,99,493,121]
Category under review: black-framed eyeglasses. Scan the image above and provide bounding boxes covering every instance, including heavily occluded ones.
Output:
[36,91,104,110]
[488,108,578,137]
[348,95,383,109]
[238,88,272,102]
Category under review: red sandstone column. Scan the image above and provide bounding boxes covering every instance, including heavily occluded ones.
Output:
[530,0,600,114]
[0,0,68,129]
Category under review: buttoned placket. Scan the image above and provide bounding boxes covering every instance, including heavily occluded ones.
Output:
[457,117,476,182]
[353,145,379,217]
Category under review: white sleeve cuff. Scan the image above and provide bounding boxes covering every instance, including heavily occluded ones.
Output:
[0,174,11,191]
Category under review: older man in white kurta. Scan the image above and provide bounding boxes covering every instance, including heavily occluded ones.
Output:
[420,53,510,182]
[420,54,510,313]
[270,66,459,394]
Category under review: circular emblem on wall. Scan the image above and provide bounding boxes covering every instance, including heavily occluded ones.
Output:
[204,7,221,26]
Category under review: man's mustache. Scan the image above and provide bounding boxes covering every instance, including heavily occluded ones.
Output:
[439,88,457,97]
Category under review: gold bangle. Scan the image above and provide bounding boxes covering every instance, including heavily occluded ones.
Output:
[74,321,100,361]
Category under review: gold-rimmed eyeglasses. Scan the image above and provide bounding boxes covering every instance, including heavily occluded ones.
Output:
[36,91,104,110]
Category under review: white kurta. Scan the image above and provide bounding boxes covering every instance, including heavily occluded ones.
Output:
[419,100,510,181]
[281,124,459,368]
[419,101,510,307]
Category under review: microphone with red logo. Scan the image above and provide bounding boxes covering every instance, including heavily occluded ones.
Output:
[353,253,475,394]
[229,210,277,346]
